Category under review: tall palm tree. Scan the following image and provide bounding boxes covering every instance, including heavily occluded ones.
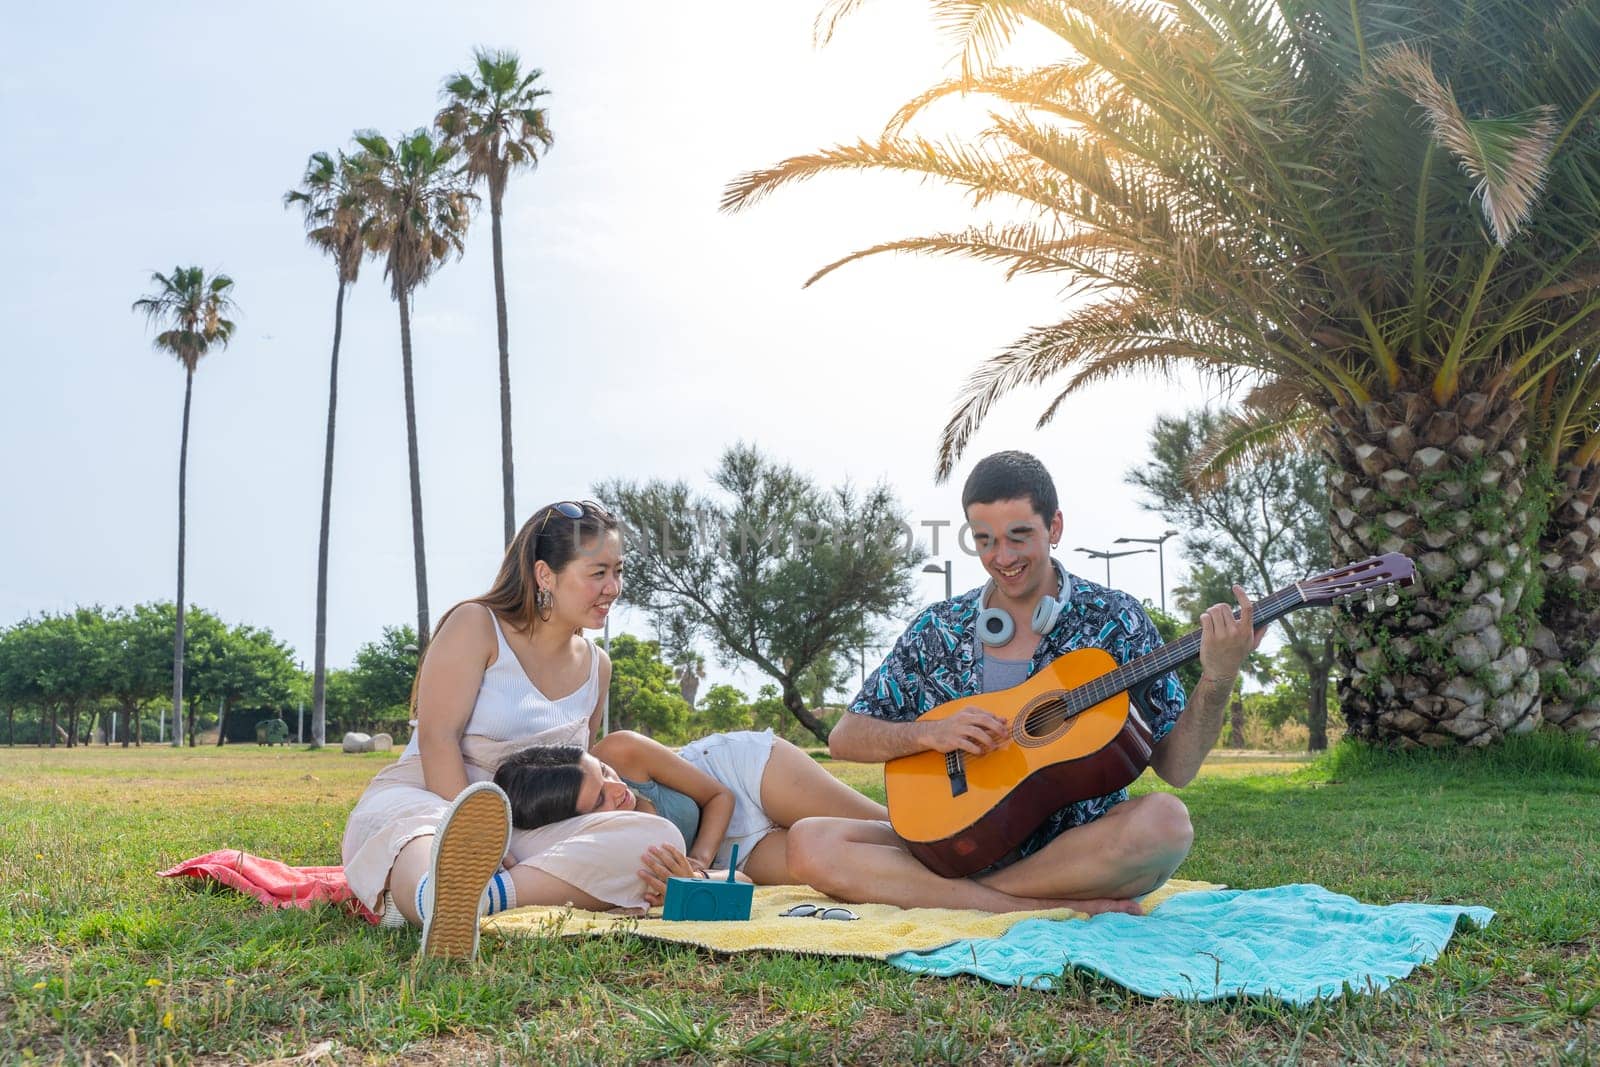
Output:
[132,267,238,746]
[725,0,1600,747]
[285,150,367,749]
[436,48,554,547]
[350,130,476,650]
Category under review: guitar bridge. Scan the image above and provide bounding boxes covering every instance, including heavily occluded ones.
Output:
[944,752,968,797]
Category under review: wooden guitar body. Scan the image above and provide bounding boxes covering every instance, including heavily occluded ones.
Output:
[885,646,1155,878]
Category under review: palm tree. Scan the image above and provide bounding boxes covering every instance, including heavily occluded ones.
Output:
[673,651,707,706]
[724,0,1600,747]
[437,48,554,547]
[350,130,476,650]
[132,267,238,746]
[285,150,367,749]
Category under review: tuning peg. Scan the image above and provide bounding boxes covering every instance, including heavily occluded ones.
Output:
[1365,592,1378,612]
[1384,592,1400,607]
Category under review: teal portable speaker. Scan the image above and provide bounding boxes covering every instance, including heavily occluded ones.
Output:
[660,844,752,921]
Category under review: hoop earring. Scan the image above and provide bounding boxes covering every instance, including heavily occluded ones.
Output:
[536,587,553,621]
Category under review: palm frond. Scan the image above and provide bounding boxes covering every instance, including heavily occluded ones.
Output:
[1375,45,1557,247]
[1185,400,1322,492]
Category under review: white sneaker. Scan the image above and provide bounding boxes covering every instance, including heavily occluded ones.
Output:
[419,781,511,961]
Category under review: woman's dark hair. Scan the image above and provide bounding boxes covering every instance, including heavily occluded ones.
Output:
[493,745,586,831]
[961,451,1059,521]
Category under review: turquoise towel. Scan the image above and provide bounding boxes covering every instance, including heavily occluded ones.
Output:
[888,883,1494,1004]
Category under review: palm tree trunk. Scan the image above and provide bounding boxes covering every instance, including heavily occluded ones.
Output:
[491,193,516,547]
[172,369,192,747]
[398,292,431,648]
[1306,643,1331,752]
[1325,391,1543,746]
[311,279,347,750]
[1530,460,1600,743]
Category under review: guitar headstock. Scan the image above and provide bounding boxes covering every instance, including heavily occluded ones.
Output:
[1296,553,1416,606]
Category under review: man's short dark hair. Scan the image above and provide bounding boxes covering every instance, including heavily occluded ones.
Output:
[961,451,1059,521]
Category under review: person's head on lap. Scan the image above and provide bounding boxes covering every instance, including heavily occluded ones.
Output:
[494,745,636,830]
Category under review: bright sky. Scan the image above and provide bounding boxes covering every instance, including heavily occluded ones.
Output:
[1,1,1221,694]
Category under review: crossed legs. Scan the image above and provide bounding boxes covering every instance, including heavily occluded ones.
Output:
[786,791,1193,913]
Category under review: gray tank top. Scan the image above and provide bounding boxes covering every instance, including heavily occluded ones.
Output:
[981,651,1032,693]
[623,776,702,846]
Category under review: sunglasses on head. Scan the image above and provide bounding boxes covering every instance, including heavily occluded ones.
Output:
[534,499,610,534]
[779,904,859,921]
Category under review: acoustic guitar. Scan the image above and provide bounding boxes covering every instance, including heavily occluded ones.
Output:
[885,553,1416,878]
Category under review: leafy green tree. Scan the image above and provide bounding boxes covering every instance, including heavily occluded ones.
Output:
[286,149,368,750]
[0,619,47,744]
[726,1,1600,747]
[322,668,363,737]
[436,48,554,546]
[600,633,693,742]
[104,604,172,746]
[1129,409,1335,749]
[132,267,238,745]
[195,624,300,745]
[797,649,853,710]
[176,607,229,746]
[349,625,421,718]
[599,444,922,742]
[696,683,753,734]
[0,624,25,744]
[351,130,476,649]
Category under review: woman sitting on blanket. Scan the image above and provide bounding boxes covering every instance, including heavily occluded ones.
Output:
[495,729,887,899]
[340,501,686,962]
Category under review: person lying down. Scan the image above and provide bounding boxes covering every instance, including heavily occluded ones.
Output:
[494,729,887,908]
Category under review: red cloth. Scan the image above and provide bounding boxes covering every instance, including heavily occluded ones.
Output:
[158,849,381,924]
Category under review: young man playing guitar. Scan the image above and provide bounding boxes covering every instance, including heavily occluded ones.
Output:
[786,450,1265,914]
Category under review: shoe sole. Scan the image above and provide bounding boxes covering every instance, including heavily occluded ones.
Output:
[420,783,510,961]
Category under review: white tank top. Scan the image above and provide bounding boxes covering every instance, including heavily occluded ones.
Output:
[400,611,599,759]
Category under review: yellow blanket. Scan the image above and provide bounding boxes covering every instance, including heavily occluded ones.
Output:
[484,879,1219,959]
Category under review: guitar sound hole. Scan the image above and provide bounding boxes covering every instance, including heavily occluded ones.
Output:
[1017,694,1074,747]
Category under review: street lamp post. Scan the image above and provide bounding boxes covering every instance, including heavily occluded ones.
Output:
[922,560,953,601]
[1074,546,1154,587]
[1114,529,1180,612]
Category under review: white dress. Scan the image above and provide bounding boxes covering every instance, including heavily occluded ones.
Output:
[340,611,683,911]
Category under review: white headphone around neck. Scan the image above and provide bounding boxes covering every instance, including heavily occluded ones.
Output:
[975,557,1069,646]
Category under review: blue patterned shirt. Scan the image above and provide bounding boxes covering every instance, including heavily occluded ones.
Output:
[849,571,1187,864]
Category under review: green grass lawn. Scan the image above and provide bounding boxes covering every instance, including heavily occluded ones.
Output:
[2,738,1597,1065]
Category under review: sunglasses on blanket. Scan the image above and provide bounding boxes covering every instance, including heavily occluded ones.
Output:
[779,904,859,921]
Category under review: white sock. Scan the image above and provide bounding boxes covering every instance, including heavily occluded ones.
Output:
[378,892,407,929]
[414,869,517,921]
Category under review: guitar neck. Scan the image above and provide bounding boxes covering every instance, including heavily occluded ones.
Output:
[1069,584,1307,708]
